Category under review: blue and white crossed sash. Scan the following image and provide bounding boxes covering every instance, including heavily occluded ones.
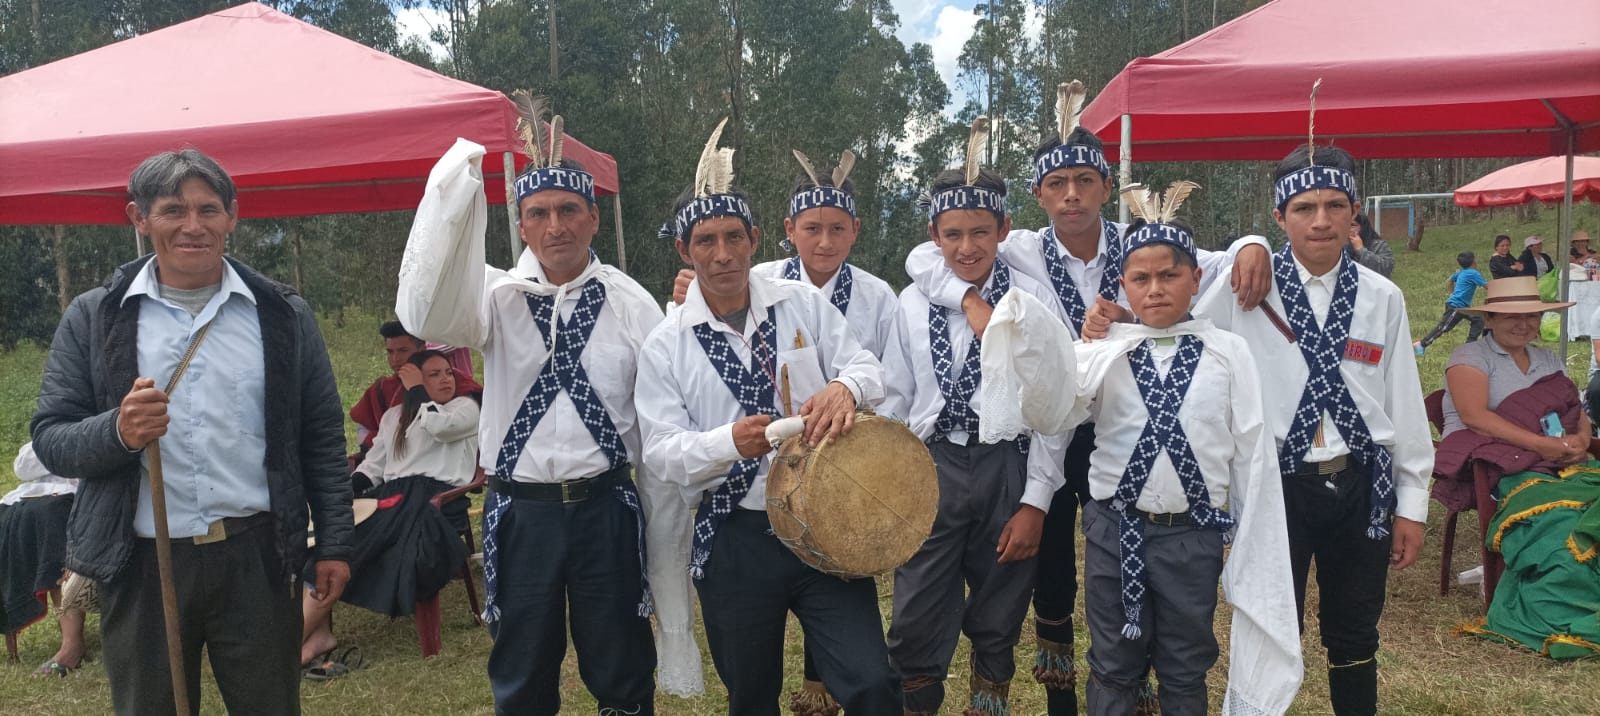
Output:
[480,279,653,623]
[782,258,853,316]
[1041,217,1123,335]
[688,306,781,579]
[1271,247,1395,539]
[928,259,1012,440]
[1110,337,1234,639]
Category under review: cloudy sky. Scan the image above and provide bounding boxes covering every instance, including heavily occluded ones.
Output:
[396,1,1017,114]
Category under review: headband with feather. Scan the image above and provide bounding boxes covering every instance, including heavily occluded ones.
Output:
[1272,77,1357,211]
[926,117,1005,221]
[1032,79,1109,186]
[510,89,596,204]
[788,149,860,219]
[673,118,754,239]
[1120,180,1202,265]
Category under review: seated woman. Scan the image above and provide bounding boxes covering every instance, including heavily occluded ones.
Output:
[300,349,480,675]
[0,443,88,677]
[1442,276,1591,464]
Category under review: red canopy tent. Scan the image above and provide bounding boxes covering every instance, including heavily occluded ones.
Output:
[1455,156,1600,208]
[0,2,619,228]
[1079,0,1600,163]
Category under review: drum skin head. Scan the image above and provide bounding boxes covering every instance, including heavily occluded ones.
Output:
[766,413,939,577]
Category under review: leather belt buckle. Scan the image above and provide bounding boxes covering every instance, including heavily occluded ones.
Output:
[1317,455,1349,475]
[193,519,227,545]
[561,480,587,503]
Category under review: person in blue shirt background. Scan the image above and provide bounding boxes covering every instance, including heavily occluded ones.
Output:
[1415,251,1489,356]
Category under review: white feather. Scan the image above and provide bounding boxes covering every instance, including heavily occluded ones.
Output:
[695,118,730,197]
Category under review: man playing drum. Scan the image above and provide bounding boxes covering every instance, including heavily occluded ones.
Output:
[901,83,1274,715]
[669,148,901,715]
[635,119,901,715]
[879,119,1069,716]
[396,98,661,715]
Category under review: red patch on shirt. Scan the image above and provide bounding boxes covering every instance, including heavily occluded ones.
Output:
[376,494,404,510]
[1343,339,1383,365]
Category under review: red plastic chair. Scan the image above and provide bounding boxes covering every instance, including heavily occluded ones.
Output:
[1427,389,1502,610]
[413,464,487,658]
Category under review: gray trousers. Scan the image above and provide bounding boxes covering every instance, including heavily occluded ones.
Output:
[888,439,1037,712]
[1082,499,1223,716]
[100,516,301,716]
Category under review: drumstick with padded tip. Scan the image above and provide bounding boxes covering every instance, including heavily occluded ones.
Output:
[766,416,807,446]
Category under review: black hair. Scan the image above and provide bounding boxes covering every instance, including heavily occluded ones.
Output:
[1354,212,1380,244]
[1033,127,1104,160]
[393,349,450,458]
[1456,251,1475,269]
[1272,143,1357,183]
[379,320,422,345]
[927,167,1007,231]
[1119,219,1199,270]
[513,158,593,212]
[669,185,756,241]
[1493,234,1512,250]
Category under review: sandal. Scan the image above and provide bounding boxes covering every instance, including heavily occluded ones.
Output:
[302,645,365,682]
[31,659,79,678]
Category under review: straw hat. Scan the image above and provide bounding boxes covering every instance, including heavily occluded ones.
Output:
[1456,276,1574,315]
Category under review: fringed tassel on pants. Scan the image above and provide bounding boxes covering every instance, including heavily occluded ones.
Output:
[1032,636,1077,690]
[789,678,841,716]
[964,671,1012,716]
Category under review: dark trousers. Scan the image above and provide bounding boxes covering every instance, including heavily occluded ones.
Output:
[889,439,1037,713]
[100,515,300,716]
[695,509,900,716]
[485,484,656,716]
[1036,425,1092,641]
[1284,468,1392,716]
[1584,372,1600,430]
[1081,501,1222,716]
[1418,305,1484,348]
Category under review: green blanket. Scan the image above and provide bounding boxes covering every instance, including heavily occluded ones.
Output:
[1467,464,1600,659]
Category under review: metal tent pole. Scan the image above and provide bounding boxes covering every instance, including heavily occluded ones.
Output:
[1118,114,1133,224]
[612,193,627,273]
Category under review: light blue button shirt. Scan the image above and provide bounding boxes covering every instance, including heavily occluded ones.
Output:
[123,261,270,539]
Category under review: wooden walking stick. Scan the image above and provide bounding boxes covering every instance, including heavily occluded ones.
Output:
[145,442,190,716]
[144,321,214,715]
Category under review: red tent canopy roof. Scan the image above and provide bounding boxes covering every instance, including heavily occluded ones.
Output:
[1454,155,1600,208]
[1080,0,1600,162]
[0,2,618,225]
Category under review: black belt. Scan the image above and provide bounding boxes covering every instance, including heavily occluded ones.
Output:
[1290,454,1352,478]
[1098,500,1192,527]
[488,465,628,503]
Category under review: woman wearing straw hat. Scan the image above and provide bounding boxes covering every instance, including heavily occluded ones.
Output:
[1440,276,1591,461]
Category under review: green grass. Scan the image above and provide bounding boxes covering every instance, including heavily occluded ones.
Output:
[3,204,1600,714]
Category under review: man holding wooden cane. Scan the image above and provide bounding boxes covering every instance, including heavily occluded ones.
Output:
[31,149,354,715]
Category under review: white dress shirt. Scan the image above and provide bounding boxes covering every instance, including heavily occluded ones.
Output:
[3,443,77,506]
[1194,254,1433,523]
[903,223,1269,326]
[1006,317,1303,715]
[879,260,1069,512]
[751,260,900,359]
[355,398,481,487]
[636,272,884,510]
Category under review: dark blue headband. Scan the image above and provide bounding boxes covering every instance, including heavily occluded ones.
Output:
[1273,166,1356,212]
[927,185,1005,222]
[672,193,754,239]
[515,166,596,205]
[1122,222,1196,267]
[1031,143,1111,188]
[788,186,856,219]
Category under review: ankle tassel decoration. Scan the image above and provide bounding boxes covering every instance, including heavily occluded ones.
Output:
[964,672,1012,716]
[1032,637,1077,690]
[789,678,841,716]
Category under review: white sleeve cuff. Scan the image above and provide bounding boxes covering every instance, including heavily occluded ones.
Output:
[1394,483,1430,523]
[1021,479,1056,514]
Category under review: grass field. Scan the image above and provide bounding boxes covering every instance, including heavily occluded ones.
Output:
[2,205,1598,714]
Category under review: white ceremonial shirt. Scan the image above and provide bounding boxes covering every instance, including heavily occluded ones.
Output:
[3,443,77,506]
[1194,251,1433,523]
[751,259,900,360]
[355,398,481,488]
[904,223,1270,326]
[986,312,1303,715]
[636,272,884,510]
[879,261,1069,512]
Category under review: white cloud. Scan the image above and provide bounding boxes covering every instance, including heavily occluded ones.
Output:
[927,5,979,105]
[394,6,449,60]
[892,0,941,29]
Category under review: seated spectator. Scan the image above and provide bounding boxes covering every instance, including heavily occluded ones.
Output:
[1442,277,1588,459]
[350,321,481,463]
[300,350,480,678]
[1517,236,1555,278]
[1346,212,1394,277]
[1488,235,1524,279]
[0,444,88,677]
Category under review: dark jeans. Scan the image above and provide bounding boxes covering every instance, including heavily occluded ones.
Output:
[100,514,301,716]
[1035,424,1094,644]
[1418,305,1484,348]
[696,509,900,716]
[485,486,656,716]
[1284,467,1393,716]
